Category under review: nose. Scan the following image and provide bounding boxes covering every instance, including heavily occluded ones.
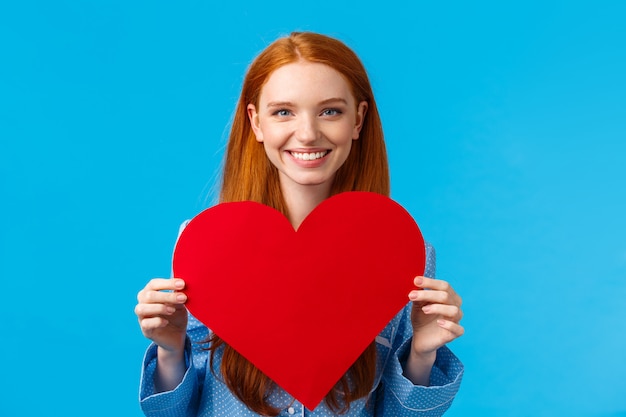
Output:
[295,114,319,143]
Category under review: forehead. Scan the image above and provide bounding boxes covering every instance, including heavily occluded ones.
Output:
[259,61,354,103]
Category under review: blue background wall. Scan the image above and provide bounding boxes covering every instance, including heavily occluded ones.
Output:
[2,1,625,416]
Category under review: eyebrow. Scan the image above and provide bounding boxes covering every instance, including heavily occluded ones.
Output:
[265,97,349,108]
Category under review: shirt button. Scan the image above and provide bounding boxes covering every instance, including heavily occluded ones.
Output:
[287,406,295,415]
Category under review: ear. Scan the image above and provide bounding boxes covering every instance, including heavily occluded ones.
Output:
[247,104,263,142]
[352,101,368,140]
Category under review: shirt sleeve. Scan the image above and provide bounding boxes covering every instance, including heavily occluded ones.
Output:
[376,242,464,416]
[138,221,210,416]
[139,314,211,416]
[138,338,199,417]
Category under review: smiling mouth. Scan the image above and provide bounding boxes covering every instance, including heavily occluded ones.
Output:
[289,150,330,161]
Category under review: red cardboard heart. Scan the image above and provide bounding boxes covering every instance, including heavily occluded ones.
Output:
[173,191,425,410]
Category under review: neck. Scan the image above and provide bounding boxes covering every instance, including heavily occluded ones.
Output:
[281,182,332,230]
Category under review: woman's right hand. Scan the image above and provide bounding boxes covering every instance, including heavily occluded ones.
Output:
[135,278,188,354]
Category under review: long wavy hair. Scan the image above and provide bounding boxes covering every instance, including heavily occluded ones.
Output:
[211,31,390,415]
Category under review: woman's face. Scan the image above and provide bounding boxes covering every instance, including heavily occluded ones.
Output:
[248,61,367,197]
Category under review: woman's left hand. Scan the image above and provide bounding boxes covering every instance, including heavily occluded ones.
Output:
[408,276,464,357]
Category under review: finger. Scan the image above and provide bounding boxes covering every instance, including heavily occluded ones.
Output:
[409,289,453,305]
[428,278,461,306]
[421,304,463,321]
[137,278,185,302]
[437,319,465,338]
[137,288,187,305]
[139,316,170,332]
[135,303,177,319]
[146,278,186,292]
[413,276,452,292]
[412,277,462,305]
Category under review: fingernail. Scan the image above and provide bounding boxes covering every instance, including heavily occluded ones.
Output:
[176,293,187,302]
[409,291,419,301]
[414,276,423,286]
[174,279,185,289]
[166,306,176,314]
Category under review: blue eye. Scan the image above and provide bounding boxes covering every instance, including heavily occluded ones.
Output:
[322,108,342,116]
[274,109,291,117]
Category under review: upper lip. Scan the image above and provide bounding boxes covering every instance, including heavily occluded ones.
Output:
[287,148,330,153]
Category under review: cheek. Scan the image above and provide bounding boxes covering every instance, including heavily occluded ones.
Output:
[259,124,289,145]
[331,131,355,161]
[261,139,284,165]
[332,123,359,144]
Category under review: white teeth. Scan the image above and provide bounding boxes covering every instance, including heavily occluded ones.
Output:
[291,151,329,161]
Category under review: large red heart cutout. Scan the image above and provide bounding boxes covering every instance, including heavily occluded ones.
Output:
[173,191,425,410]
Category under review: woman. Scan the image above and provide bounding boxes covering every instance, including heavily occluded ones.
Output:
[136,31,464,416]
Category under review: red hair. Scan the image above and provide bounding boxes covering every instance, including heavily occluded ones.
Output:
[212,32,390,415]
